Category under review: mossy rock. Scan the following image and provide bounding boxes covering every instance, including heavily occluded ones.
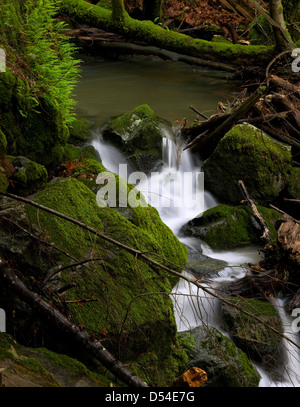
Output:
[0,69,69,168]
[68,117,91,146]
[0,129,7,154]
[178,325,260,387]
[102,104,168,172]
[63,144,101,163]
[181,204,282,249]
[221,297,282,365]
[0,176,188,386]
[203,124,292,205]
[0,333,110,387]
[286,167,300,200]
[9,156,48,195]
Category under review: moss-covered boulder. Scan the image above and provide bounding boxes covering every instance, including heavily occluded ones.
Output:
[203,124,293,205]
[9,156,48,195]
[0,129,7,155]
[221,297,282,365]
[102,104,168,172]
[0,69,69,168]
[286,167,300,200]
[178,325,260,387]
[0,174,188,386]
[181,204,282,249]
[63,144,101,163]
[184,244,227,277]
[68,117,91,146]
[0,333,111,387]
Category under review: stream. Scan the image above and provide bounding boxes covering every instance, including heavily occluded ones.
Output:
[74,54,300,387]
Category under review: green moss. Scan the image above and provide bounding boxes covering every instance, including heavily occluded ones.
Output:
[183,204,281,249]
[286,167,300,199]
[18,358,57,383]
[0,333,109,386]
[104,104,162,151]
[179,326,260,387]
[221,297,282,362]
[96,0,112,10]
[249,15,275,45]
[0,129,7,154]
[203,124,293,205]
[63,144,100,162]
[0,69,70,168]
[11,157,48,194]
[68,117,91,146]
[59,0,275,65]
[0,171,9,192]
[282,0,300,42]
[63,144,82,162]
[23,177,187,385]
[103,104,167,171]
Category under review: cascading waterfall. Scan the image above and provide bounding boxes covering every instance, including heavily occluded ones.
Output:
[91,124,300,387]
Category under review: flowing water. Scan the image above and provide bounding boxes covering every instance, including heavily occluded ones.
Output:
[74,55,300,387]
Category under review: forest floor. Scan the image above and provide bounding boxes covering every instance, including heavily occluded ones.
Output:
[124,0,268,42]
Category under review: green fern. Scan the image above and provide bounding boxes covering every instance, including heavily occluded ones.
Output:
[0,0,81,124]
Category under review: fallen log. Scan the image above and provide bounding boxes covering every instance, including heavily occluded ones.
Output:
[59,0,275,66]
[269,94,300,127]
[184,85,266,158]
[0,260,148,387]
[182,112,231,144]
[88,41,236,72]
[276,214,300,265]
[269,74,300,97]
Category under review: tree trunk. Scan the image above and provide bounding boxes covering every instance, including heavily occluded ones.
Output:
[143,0,163,22]
[112,0,126,22]
[282,0,300,42]
[269,0,293,51]
[59,0,275,66]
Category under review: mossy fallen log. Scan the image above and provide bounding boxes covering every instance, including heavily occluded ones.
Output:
[59,0,276,66]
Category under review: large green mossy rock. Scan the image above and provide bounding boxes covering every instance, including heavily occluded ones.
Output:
[203,124,293,205]
[0,333,111,387]
[181,204,282,249]
[0,70,69,168]
[68,117,91,146]
[221,297,282,365]
[286,167,300,200]
[178,325,260,387]
[0,175,188,386]
[9,156,48,195]
[62,144,101,163]
[102,104,167,172]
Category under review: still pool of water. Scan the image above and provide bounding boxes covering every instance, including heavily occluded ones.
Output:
[73,54,238,128]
